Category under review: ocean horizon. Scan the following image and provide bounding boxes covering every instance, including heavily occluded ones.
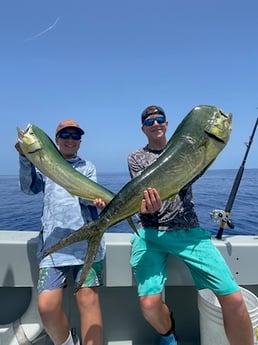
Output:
[0,168,257,237]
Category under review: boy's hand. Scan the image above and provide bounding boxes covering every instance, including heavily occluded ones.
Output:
[141,188,162,214]
[93,198,107,209]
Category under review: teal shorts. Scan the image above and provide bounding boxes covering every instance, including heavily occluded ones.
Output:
[130,227,239,297]
[37,261,103,293]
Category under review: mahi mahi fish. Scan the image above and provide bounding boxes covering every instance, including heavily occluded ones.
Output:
[17,124,115,203]
[44,105,232,292]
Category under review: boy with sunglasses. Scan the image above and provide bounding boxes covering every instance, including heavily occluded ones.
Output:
[15,119,104,345]
[127,105,253,345]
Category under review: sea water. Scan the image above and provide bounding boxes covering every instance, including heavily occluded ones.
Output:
[0,169,257,236]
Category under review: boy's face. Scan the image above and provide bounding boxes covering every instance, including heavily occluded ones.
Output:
[142,114,168,141]
[56,129,82,159]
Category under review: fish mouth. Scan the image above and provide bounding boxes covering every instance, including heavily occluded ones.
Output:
[17,127,24,142]
[17,124,31,142]
[16,124,41,154]
[205,110,232,143]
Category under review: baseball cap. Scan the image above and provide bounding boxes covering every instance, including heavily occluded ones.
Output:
[141,105,166,124]
[55,119,85,137]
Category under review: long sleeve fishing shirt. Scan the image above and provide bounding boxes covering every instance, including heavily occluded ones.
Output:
[18,154,105,268]
[128,146,200,231]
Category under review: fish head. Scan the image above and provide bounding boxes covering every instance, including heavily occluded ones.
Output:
[203,106,232,144]
[17,124,42,156]
[169,105,233,148]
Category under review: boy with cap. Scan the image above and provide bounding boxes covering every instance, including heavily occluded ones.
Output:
[127,105,253,345]
[15,119,104,345]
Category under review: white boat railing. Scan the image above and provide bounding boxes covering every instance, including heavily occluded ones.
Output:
[1,231,258,345]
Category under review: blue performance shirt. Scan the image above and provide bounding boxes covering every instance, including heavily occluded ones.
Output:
[18,154,105,268]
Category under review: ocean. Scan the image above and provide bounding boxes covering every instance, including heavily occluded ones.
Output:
[0,169,257,237]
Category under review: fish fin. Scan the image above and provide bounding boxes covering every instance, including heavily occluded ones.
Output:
[126,217,139,235]
[74,233,103,294]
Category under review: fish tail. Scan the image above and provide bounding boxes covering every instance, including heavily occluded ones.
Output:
[43,220,101,258]
[74,233,103,293]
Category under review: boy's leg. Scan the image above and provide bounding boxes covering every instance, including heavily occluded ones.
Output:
[217,291,253,345]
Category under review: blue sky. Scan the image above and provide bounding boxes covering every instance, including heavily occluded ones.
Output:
[1,0,257,175]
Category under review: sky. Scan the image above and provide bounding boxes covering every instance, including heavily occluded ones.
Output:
[1,0,258,175]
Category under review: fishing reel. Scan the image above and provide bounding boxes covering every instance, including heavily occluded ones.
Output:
[209,209,235,229]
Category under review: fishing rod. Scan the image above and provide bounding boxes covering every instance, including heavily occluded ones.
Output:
[210,116,258,239]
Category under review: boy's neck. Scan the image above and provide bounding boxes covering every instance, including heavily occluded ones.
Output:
[147,139,167,151]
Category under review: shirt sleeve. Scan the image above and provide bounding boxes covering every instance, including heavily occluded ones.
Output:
[127,152,142,179]
[19,155,44,195]
[78,160,98,207]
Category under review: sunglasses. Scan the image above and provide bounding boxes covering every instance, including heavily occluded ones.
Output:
[58,132,82,140]
[143,116,166,127]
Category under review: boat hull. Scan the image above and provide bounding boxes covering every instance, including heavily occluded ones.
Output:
[1,231,258,345]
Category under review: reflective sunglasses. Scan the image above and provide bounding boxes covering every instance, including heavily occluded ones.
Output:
[58,132,82,140]
[143,116,166,127]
